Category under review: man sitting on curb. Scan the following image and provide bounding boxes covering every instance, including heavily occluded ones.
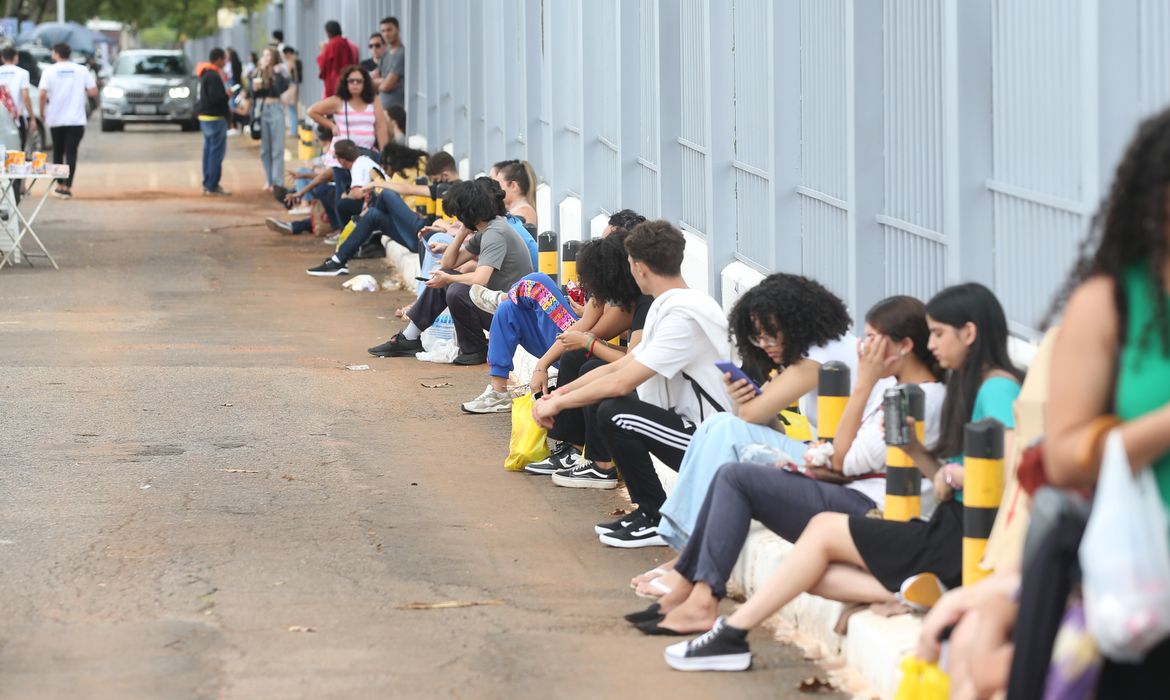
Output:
[302,139,388,276]
[367,178,533,365]
[533,220,729,548]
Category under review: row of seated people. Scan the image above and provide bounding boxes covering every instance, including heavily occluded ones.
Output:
[263,109,1170,694]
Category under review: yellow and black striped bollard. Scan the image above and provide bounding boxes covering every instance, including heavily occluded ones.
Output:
[816,361,850,442]
[561,239,580,285]
[963,418,1005,586]
[538,230,559,283]
[883,384,925,521]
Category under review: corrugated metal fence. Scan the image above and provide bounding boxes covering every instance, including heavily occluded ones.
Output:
[185,0,1168,336]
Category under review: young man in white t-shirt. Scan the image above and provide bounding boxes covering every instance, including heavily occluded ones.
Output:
[0,47,35,151]
[533,220,731,547]
[38,43,97,199]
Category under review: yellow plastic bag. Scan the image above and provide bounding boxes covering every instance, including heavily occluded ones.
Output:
[893,656,950,700]
[334,219,357,252]
[504,393,550,472]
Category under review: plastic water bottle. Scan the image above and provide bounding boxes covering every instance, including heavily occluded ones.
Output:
[432,311,455,341]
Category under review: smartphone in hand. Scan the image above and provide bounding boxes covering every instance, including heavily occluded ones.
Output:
[714,360,762,395]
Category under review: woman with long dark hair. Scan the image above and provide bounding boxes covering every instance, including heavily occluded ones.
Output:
[1042,108,1170,696]
[660,282,1021,671]
[461,225,640,415]
[305,65,390,195]
[627,297,946,613]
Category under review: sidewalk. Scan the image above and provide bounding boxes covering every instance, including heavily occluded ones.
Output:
[0,125,842,699]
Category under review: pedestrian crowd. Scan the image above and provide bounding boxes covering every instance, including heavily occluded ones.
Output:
[207,16,1170,698]
[195,17,404,198]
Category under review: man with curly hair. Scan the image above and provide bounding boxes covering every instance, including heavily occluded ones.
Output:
[532,220,730,548]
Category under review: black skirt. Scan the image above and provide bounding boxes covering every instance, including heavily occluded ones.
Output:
[848,499,964,591]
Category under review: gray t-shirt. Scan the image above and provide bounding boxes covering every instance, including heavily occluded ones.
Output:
[379,45,405,109]
[465,216,534,291]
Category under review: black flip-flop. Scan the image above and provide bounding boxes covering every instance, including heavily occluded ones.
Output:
[623,603,662,624]
[635,619,695,636]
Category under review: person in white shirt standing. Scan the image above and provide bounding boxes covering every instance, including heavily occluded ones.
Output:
[38,42,96,199]
[0,47,35,151]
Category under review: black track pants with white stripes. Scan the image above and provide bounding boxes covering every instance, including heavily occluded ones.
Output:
[592,393,696,517]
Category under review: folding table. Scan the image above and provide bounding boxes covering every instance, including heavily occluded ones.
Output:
[0,170,65,271]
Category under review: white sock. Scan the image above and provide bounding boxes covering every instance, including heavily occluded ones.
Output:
[402,322,422,340]
[330,255,340,264]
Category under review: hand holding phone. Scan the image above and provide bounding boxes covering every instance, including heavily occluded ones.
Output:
[715,360,762,395]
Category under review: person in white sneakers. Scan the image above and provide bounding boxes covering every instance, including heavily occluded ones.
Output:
[532,220,729,548]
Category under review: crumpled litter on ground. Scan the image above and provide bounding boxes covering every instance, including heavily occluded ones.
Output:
[341,274,379,292]
[346,364,370,371]
[381,277,403,291]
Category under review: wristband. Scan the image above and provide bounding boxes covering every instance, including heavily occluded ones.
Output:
[587,337,597,357]
[532,368,546,374]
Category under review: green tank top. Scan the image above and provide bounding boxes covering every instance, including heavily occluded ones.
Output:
[1116,264,1170,514]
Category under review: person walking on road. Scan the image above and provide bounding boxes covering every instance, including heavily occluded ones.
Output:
[38,42,96,200]
[196,48,231,197]
[0,47,36,151]
[316,21,358,98]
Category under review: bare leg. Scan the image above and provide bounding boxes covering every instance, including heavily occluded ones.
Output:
[808,564,896,604]
[655,572,694,612]
[490,376,507,392]
[656,582,720,633]
[725,512,868,631]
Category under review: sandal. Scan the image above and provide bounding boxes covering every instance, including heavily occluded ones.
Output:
[630,566,670,589]
[899,572,946,612]
[634,576,673,600]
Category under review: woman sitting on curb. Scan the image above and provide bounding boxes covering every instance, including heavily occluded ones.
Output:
[659,282,1021,671]
[631,296,944,618]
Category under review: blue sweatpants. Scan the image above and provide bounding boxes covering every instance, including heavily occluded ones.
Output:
[486,272,577,379]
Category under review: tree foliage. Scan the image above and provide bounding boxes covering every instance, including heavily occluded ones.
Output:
[12,0,267,42]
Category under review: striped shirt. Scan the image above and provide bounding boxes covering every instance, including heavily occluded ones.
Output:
[324,100,378,166]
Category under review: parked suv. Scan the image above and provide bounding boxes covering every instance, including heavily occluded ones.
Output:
[100,50,198,132]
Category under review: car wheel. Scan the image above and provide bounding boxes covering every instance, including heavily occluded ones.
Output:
[101,119,124,133]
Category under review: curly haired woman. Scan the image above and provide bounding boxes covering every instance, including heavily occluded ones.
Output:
[627,274,855,577]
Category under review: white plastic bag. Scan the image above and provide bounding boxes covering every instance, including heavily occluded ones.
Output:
[1079,429,1170,662]
[341,274,379,292]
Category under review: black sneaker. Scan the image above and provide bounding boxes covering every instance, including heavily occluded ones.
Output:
[524,443,580,476]
[598,511,667,548]
[452,351,487,366]
[594,508,639,535]
[550,455,618,490]
[663,617,752,671]
[368,333,423,358]
[307,258,348,276]
[266,217,294,234]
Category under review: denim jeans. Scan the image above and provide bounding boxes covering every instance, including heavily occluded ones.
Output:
[418,233,454,295]
[657,412,810,549]
[336,188,425,264]
[259,102,286,188]
[486,273,578,379]
[200,118,227,192]
[286,103,298,137]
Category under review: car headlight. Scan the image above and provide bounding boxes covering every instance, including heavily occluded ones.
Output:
[168,86,190,99]
[103,85,124,99]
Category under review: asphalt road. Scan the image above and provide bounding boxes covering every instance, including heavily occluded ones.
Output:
[0,124,842,699]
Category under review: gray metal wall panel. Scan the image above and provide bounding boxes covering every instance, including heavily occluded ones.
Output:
[731,0,773,266]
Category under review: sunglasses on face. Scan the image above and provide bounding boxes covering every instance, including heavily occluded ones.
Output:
[347,78,364,84]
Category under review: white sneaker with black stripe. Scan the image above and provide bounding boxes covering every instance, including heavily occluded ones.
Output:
[598,510,667,548]
[524,443,580,475]
[550,455,618,489]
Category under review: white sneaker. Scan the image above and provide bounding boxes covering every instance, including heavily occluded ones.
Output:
[323,233,340,246]
[226,128,240,136]
[469,284,508,314]
[288,205,311,216]
[461,385,513,414]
